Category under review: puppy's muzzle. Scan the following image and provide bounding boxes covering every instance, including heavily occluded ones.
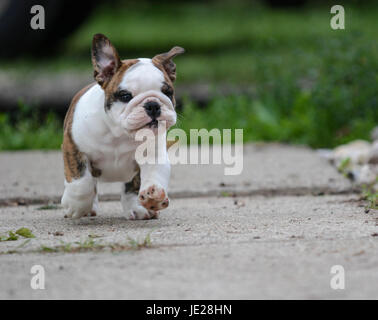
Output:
[144,101,161,120]
[119,90,176,131]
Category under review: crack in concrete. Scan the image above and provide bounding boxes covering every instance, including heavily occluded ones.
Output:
[0,187,359,207]
[2,234,375,256]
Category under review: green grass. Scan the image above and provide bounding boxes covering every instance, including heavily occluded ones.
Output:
[0,2,377,149]
[3,2,378,82]
[362,184,378,210]
[36,204,61,210]
[37,235,152,254]
[0,102,62,150]
[0,228,35,242]
[176,91,377,148]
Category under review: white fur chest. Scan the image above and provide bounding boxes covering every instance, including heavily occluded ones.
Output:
[71,84,139,182]
[89,140,138,183]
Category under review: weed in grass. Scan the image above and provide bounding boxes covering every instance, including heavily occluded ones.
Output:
[40,246,58,253]
[39,239,99,253]
[337,157,351,177]
[37,204,60,210]
[87,234,103,239]
[220,191,233,197]
[34,234,153,255]
[15,228,35,238]
[0,231,18,242]
[74,238,97,249]
[128,233,152,249]
[362,185,378,210]
[0,228,35,241]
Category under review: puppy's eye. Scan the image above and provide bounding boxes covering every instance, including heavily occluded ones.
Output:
[162,88,173,100]
[118,92,133,103]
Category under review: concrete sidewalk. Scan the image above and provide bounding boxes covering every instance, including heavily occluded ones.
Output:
[0,143,377,299]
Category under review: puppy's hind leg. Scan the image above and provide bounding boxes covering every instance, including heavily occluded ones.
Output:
[121,171,157,220]
[62,170,96,219]
[61,146,96,219]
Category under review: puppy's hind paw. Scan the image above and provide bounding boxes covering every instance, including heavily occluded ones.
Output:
[62,201,93,219]
[63,208,90,219]
[127,205,159,220]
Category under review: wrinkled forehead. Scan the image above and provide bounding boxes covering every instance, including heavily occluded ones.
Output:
[119,58,165,93]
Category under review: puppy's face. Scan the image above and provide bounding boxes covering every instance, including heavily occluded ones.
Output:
[114,59,177,133]
[91,34,184,135]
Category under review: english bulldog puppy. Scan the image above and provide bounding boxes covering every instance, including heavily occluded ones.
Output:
[61,33,184,219]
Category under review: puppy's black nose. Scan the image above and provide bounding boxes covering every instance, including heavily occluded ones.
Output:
[144,101,161,119]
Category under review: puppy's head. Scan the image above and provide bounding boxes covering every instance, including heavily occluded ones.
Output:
[91,33,184,135]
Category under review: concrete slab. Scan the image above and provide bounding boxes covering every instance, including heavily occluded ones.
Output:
[0,144,353,204]
[0,195,377,299]
[1,239,378,300]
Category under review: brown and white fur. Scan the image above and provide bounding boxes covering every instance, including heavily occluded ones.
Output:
[61,33,184,219]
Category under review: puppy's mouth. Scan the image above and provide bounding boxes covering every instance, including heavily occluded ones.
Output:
[147,119,159,128]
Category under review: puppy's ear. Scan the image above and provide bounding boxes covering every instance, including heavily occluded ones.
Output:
[91,34,121,87]
[152,46,185,82]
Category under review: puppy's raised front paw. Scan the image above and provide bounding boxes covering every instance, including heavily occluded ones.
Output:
[138,184,169,212]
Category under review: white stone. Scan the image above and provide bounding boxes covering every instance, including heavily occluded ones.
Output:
[371,126,378,141]
[354,164,377,185]
[333,140,371,166]
[368,141,378,164]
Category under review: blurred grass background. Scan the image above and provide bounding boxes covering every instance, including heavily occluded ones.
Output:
[0,0,377,150]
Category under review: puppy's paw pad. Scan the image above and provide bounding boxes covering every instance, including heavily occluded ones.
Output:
[138,184,169,211]
[140,185,165,201]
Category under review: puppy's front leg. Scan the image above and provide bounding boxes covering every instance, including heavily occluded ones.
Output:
[138,159,170,214]
[137,134,171,216]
